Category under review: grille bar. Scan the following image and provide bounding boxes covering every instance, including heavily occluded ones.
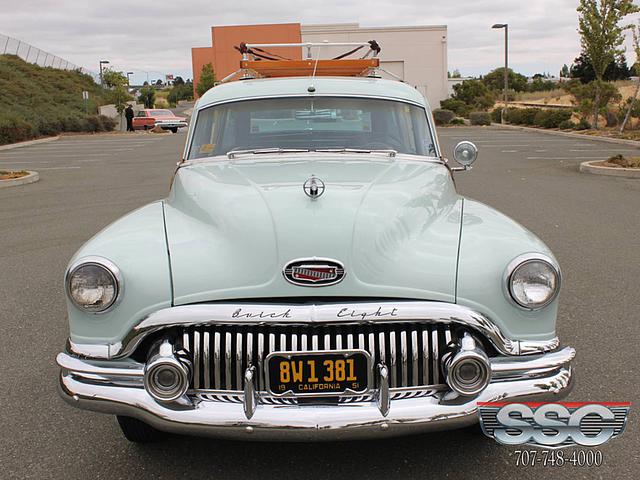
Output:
[185,323,455,391]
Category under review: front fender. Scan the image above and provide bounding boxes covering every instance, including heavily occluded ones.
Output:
[456,198,559,342]
[66,201,172,349]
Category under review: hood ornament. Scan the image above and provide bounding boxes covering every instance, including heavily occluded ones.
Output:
[303,175,325,199]
[283,258,345,287]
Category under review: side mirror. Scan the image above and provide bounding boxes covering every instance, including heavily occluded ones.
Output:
[452,141,479,171]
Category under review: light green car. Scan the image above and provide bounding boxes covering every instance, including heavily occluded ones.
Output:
[57,75,575,442]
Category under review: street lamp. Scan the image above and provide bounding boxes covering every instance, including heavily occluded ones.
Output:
[126,71,134,86]
[99,60,110,86]
[492,23,509,124]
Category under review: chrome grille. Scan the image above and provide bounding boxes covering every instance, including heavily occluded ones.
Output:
[183,323,456,392]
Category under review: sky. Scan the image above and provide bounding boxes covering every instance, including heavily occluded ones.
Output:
[1,0,639,85]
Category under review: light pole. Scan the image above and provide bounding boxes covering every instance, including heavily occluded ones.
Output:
[99,60,110,87]
[492,24,509,124]
[126,71,134,86]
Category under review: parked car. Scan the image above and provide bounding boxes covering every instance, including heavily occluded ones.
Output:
[57,47,574,443]
[132,109,188,133]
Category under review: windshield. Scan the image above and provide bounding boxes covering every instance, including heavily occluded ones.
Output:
[188,97,436,159]
[151,110,173,116]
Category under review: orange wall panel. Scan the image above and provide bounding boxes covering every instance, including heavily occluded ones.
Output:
[192,23,302,97]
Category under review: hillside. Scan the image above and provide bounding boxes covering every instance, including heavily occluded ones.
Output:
[0,55,113,145]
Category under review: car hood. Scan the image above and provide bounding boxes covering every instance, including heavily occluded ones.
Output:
[163,154,463,305]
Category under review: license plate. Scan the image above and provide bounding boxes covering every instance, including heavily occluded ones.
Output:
[266,350,371,396]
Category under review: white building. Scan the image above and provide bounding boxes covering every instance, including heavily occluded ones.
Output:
[301,23,449,108]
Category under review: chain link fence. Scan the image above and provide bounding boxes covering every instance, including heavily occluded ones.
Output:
[1,33,99,82]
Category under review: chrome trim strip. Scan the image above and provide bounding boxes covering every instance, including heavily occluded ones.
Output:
[58,363,574,440]
[431,330,439,385]
[378,332,386,368]
[411,330,419,386]
[203,331,210,389]
[57,346,575,389]
[225,332,232,390]
[236,332,243,389]
[422,330,429,385]
[84,301,557,360]
[257,333,264,391]
[400,330,408,387]
[193,329,201,390]
[214,331,221,389]
[389,331,397,388]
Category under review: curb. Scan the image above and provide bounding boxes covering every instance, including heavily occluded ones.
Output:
[579,161,640,178]
[0,171,40,188]
[491,123,640,147]
[0,136,60,151]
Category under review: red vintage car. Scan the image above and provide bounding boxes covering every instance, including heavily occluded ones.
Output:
[132,109,188,133]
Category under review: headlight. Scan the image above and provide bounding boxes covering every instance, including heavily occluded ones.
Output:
[66,258,122,313]
[506,254,560,310]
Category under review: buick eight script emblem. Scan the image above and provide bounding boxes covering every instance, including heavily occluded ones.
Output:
[283,258,345,287]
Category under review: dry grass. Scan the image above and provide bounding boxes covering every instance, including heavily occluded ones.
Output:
[0,170,29,180]
[604,154,640,168]
[514,89,568,104]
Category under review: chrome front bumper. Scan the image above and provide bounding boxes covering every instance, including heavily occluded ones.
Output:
[57,346,575,441]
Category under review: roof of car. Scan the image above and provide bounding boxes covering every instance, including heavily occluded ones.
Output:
[196,77,429,110]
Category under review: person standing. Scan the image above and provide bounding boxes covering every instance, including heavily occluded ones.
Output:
[125,105,135,132]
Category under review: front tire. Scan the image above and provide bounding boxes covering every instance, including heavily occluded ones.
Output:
[116,416,165,443]
[170,127,178,133]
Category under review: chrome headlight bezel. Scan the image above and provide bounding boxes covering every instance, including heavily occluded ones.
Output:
[504,253,561,311]
[65,256,123,314]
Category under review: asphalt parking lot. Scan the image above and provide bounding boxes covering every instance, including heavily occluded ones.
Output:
[1,126,638,479]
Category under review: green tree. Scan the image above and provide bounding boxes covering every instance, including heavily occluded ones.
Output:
[560,64,571,78]
[440,79,495,117]
[482,68,528,92]
[139,85,156,109]
[100,68,131,124]
[577,0,639,128]
[621,23,640,132]
[197,63,217,97]
[564,79,622,120]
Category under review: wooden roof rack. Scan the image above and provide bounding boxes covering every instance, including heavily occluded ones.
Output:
[220,41,383,83]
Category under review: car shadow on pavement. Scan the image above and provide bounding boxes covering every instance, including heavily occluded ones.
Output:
[124,426,500,478]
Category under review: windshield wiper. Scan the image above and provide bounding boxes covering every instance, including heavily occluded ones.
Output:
[314,148,397,157]
[227,148,309,159]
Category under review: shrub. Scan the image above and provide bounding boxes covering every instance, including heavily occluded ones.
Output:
[440,98,471,117]
[83,115,104,132]
[98,115,116,132]
[469,112,492,126]
[450,117,465,125]
[491,108,503,123]
[533,109,572,129]
[61,116,84,132]
[433,109,455,125]
[518,108,541,126]
[0,114,34,145]
[558,120,576,130]
[575,118,591,130]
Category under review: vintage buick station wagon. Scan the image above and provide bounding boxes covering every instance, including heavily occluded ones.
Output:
[57,42,575,442]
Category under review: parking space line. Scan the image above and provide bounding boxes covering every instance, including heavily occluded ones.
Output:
[526,156,608,160]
